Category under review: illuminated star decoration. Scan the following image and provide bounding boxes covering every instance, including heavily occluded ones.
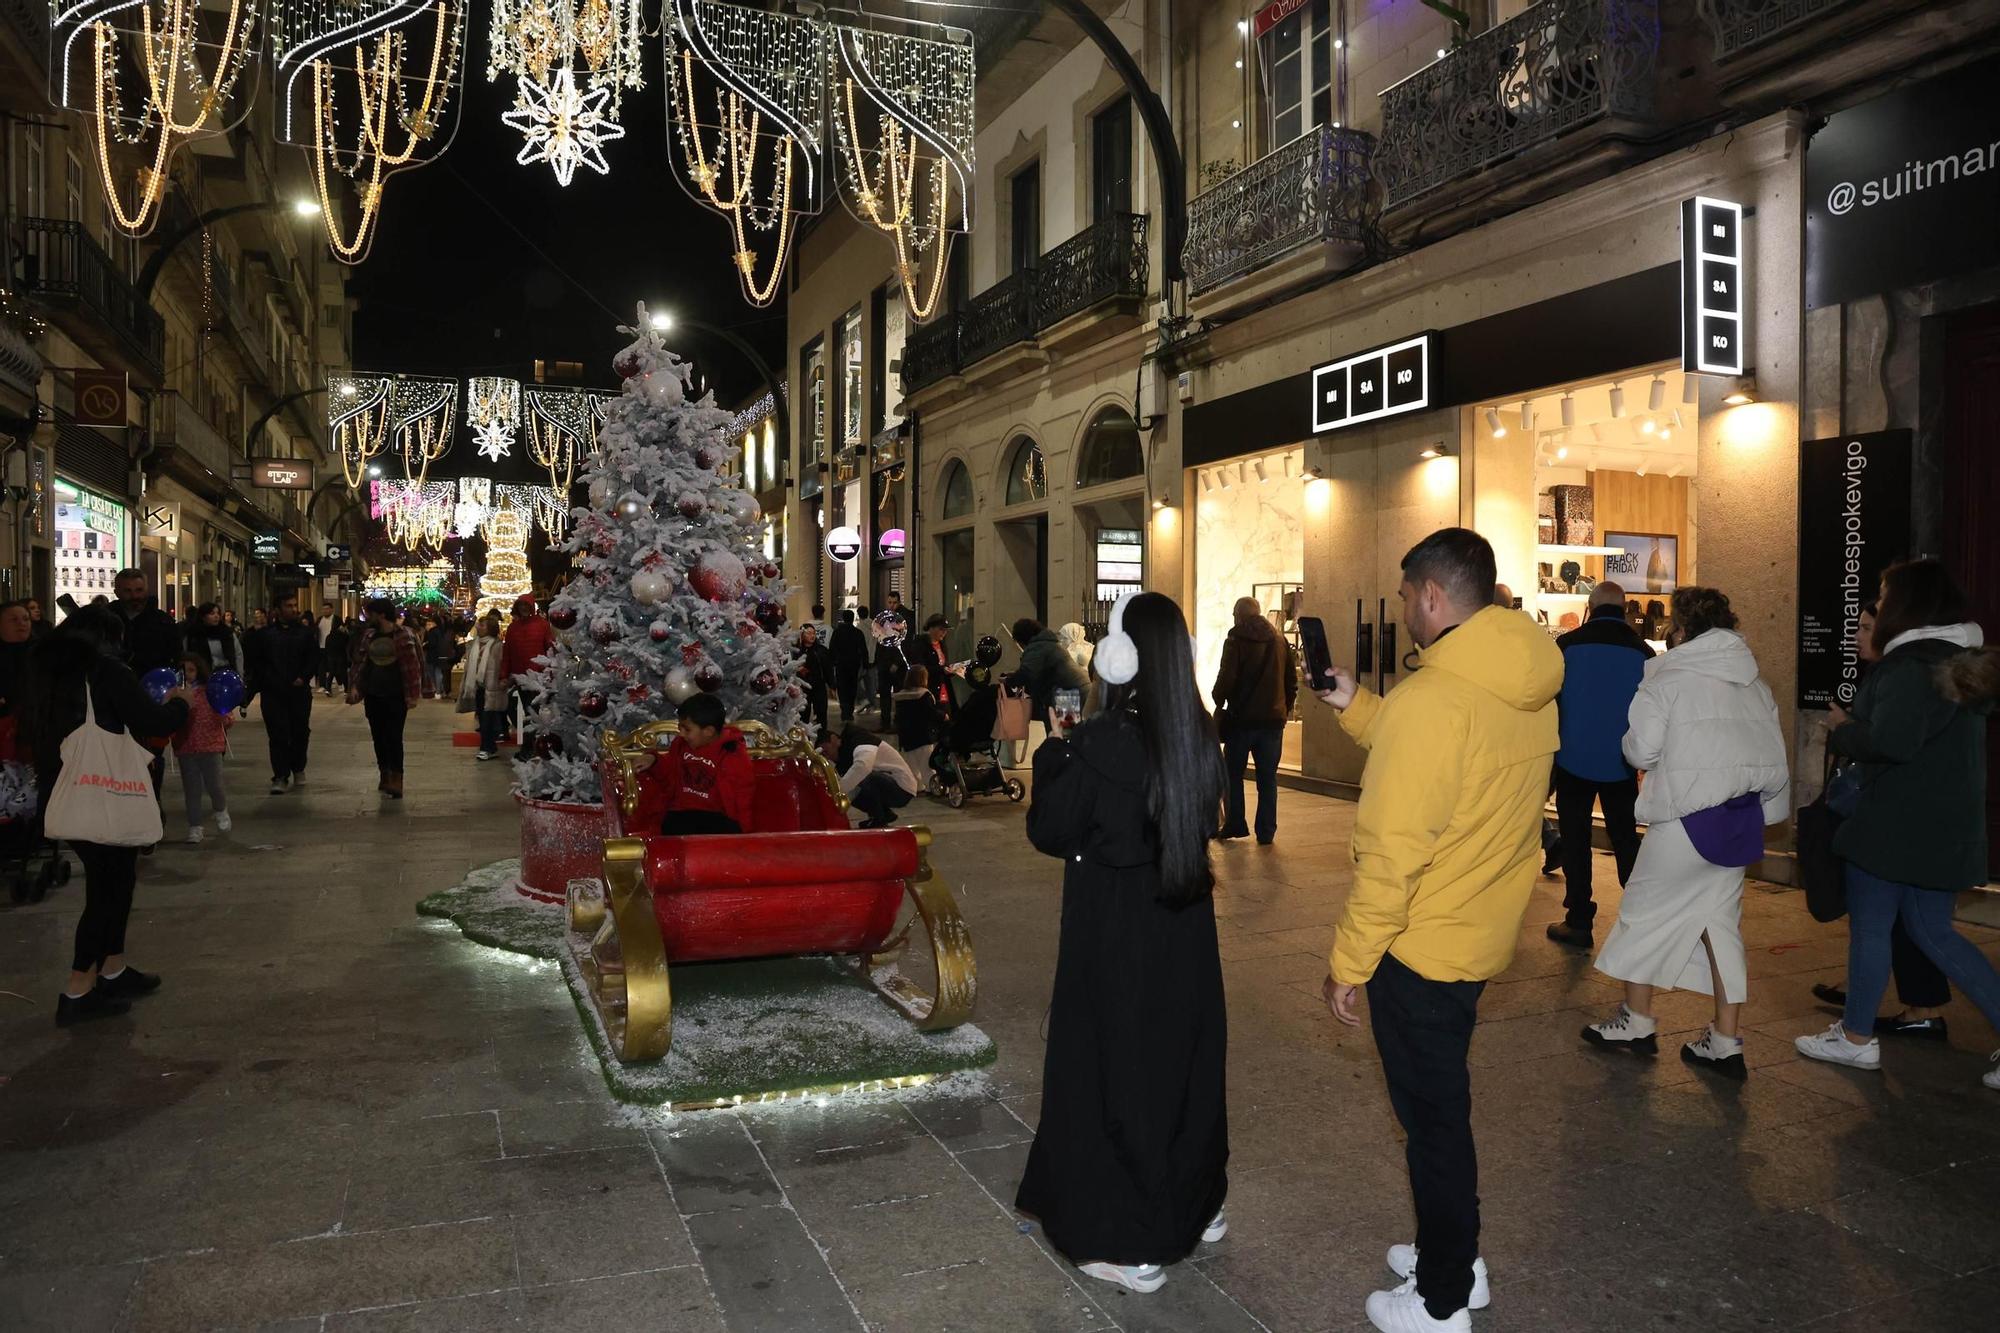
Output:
[501,66,625,187]
[474,420,515,462]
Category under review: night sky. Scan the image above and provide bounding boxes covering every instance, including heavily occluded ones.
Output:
[348,46,792,468]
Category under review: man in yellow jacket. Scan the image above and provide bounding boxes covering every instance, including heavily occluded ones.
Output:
[1317,528,1563,1333]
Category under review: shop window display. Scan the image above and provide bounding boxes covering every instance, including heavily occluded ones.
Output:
[1193,447,1307,765]
[53,480,127,616]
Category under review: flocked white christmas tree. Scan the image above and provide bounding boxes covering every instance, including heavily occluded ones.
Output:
[513,306,805,803]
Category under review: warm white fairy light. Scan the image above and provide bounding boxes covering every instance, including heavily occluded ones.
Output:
[329,373,396,486]
[372,478,456,549]
[53,0,259,236]
[523,385,598,491]
[501,66,625,185]
[388,373,460,483]
[274,0,467,263]
[467,375,521,460]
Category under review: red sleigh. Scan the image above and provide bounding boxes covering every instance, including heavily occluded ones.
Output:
[566,719,976,1062]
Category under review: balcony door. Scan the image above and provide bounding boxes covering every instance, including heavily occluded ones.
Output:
[1260,0,1336,147]
[1009,162,1041,278]
[1092,97,1133,222]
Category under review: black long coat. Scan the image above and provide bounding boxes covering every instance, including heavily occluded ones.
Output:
[1015,710,1229,1266]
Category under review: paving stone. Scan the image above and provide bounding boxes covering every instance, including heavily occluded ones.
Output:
[681,1204,862,1330]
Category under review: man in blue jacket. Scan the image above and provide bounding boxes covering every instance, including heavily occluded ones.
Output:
[1547,581,1653,948]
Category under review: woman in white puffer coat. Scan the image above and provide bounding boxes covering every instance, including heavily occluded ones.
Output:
[1582,587,1790,1079]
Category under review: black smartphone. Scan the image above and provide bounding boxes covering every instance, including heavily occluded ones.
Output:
[1297,616,1336,692]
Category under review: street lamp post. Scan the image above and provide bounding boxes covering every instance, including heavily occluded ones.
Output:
[133,199,320,302]
[650,312,789,467]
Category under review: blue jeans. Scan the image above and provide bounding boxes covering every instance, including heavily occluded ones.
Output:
[1842,863,2000,1038]
[1221,723,1284,842]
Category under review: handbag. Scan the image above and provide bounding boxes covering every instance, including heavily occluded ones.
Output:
[1797,759,1856,923]
[993,687,1031,742]
[44,685,164,848]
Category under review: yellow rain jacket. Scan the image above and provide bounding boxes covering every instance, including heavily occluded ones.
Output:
[1330,605,1565,985]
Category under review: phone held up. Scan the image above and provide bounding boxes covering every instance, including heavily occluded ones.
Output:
[1296,616,1337,692]
[1052,687,1083,732]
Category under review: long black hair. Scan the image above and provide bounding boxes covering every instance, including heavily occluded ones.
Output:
[21,607,124,782]
[1102,593,1225,907]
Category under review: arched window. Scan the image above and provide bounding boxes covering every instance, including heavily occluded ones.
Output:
[1004,436,1046,506]
[940,459,974,520]
[1075,405,1143,488]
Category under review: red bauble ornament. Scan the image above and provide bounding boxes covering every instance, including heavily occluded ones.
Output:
[578,692,607,719]
[591,620,619,645]
[694,662,724,692]
[614,350,643,381]
[695,446,720,470]
[533,733,563,757]
[688,550,747,602]
[548,606,578,631]
[751,668,778,693]
[760,562,781,580]
[649,622,671,643]
[677,494,705,520]
[681,643,703,665]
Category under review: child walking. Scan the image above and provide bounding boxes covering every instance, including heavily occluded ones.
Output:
[174,652,233,843]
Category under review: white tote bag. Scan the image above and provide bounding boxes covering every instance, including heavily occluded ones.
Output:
[44,685,164,847]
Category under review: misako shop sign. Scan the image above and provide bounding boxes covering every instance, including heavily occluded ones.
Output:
[1807,54,2000,308]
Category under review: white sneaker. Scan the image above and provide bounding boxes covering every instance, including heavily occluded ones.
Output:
[1580,1004,1658,1054]
[1982,1051,2000,1092]
[185,826,203,844]
[290,774,304,788]
[1387,1246,1489,1309]
[1077,1262,1165,1294]
[1202,1209,1228,1243]
[1365,1277,1472,1331]
[476,750,495,761]
[269,777,287,795]
[215,811,231,832]
[1795,1022,1881,1070]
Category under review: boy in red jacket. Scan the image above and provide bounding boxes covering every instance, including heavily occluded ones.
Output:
[655,693,755,835]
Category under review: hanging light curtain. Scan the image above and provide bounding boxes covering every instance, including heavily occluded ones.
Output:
[273,0,468,263]
[51,0,262,235]
[523,386,597,491]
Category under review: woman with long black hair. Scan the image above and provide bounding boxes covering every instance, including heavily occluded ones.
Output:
[1015,591,1230,1294]
[25,606,190,1026]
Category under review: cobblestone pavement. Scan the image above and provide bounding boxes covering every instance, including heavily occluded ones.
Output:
[3,701,1999,1332]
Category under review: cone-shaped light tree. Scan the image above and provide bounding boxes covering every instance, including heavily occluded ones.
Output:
[514,307,805,803]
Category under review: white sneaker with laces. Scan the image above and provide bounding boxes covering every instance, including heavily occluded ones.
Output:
[1078,1262,1165,1294]
[1982,1051,2000,1092]
[185,826,203,844]
[1365,1277,1472,1331]
[215,811,231,832]
[1581,1004,1658,1054]
[269,778,287,795]
[1795,1022,1881,1070]
[1386,1246,1489,1309]
[1202,1209,1227,1243]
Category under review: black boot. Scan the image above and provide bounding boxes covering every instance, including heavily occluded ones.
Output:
[56,990,130,1027]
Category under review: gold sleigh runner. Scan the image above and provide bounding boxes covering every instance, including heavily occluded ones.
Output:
[569,719,976,1062]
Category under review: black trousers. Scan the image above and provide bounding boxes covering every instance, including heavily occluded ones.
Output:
[1891,918,1952,1008]
[851,773,912,827]
[1368,952,1485,1321]
[262,684,313,780]
[71,840,140,973]
[364,694,408,774]
[835,666,860,720]
[1552,766,1641,930]
[805,685,829,734]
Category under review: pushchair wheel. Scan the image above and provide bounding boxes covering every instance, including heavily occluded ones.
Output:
[945,784,967,809]
[926,772,946,799]
[1005,778,1025,802]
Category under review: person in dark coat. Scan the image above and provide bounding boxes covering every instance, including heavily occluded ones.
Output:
[909,613,957,719]
[248,592,320,793]
[1016,591,1229,1295]
[324,617,352,694]
[1010,617,1088,736]
[793,623,833,735]
[1211,596,1297,845]
[111,568,180,676]
[1546,581,1653,948]
[0,600,34,719]
[181,603,245,676]
[1796,559,2000,1090]
[829,609,868,721]
[24,607,191,1026]
[873,594,912,728]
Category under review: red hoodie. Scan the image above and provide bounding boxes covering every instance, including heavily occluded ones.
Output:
[655,725,755,829]
[501,608,554,685]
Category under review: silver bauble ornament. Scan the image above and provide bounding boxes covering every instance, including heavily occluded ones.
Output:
[664,666,698,704]
[630,570,670,605]
[615,493,647,521]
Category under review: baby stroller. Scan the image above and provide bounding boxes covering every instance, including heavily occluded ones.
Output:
[929,636,1025,809]
[0,751,66,906]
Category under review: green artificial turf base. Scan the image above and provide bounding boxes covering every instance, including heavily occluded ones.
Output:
[418,860,998,1107]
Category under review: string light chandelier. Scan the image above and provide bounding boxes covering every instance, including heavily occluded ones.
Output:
[467,375,521,461]
[328,371,458,486]
[329,374,395,486]
[829,15,974,323]
[452,475,493,537]
[390,372,460,484]
[488,0,642,185]
[664,0,827,308]
[523,385,599,491]
[52,0,262,236]
[372,478,456,550]
[274,0,467,263]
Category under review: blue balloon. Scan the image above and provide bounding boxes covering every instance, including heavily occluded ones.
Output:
[142,667,182,704]
[206,669,245,714]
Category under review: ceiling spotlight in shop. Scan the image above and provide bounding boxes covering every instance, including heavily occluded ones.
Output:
[1561,394,1576,427]
[1609,384,1626,417]
[1253,458,1269,482]
[1649,377,1666,412]
[1519,401,1535,432]
[1684,375,1700,404]
[1484,407,1506,437]
[1200,472,1214,496]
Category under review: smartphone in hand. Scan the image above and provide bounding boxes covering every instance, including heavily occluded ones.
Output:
[1052,687,1082,732]
[1297,616,1336,692]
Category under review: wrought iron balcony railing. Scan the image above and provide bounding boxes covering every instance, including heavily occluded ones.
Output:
[1034,213,1149,329]
[900,213,1154,397]
[1377,0,1659,212]
[14,216,165,378]
[1695,0,1861,61]
[1183,126,1378,297]
[957,268,1039,369]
